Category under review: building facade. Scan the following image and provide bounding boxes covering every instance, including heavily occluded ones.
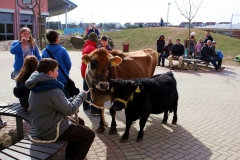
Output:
[0,0,77,41]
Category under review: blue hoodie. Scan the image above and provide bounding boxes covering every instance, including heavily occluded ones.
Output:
[42,44,72,83]
[10,41,41,72]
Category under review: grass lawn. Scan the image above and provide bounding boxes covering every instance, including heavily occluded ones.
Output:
[103,27,240,66]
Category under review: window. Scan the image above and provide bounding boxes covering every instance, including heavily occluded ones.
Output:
[20,14,32,22]
[0,23,4,33]
[0,13,13,22]
[7,24,13,33]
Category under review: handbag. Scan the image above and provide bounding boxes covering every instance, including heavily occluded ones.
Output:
[45,49,80,97]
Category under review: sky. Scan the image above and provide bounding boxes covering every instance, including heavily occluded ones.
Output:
[49,0,240,26]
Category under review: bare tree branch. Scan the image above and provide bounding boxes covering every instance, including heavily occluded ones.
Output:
[175,0,189,20]
[191,0,203,21]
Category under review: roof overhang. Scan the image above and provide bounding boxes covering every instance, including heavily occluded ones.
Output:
[48,0,77,17]
[197,24,240,32]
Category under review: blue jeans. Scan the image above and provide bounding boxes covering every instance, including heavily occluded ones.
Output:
[206,58,220,70]
[83,79,98,112]
[161,53,169,65]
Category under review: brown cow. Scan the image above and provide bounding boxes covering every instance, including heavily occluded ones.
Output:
[82,48,157,133]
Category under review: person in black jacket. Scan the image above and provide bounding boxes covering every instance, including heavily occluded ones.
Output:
[210,41,223,67]
[203,31,213,44]
[13,55,38,110]
[160,38,173,66]
[168,38,184,70]
[156,34,165,66]
[200,40,224,71]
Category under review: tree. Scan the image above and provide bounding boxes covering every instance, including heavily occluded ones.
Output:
[175,0,203,37]
[29,0,44,50]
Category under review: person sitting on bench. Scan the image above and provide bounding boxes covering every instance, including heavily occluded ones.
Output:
[200,40,224,72]
[168,38,184,70]
[210,41,223,67]
[25,58,95,159]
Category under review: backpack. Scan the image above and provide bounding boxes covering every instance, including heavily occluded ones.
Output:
[217,50,224,59]
[234,54,240,62]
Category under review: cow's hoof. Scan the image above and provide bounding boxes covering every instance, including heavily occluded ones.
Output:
[172,121,177,125]
[136,138,143,142]
[109,128,117,135]
[96,127,105,133]
[162,121,167,124]
[120,139,128,143]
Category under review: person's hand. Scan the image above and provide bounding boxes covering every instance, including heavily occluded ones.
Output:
[20,37,29,43]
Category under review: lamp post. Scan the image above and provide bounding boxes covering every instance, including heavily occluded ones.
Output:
[167,3,171,27]
[102,17,105,30]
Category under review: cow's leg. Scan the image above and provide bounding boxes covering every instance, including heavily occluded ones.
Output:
[137,115,149,142]
[171,100,178,125]
[121,118,132,143]
[162,110,168,124]
[109,107,117,134]
[96,108,106,133]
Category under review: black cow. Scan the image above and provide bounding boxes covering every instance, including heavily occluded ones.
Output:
[110,72,178,142]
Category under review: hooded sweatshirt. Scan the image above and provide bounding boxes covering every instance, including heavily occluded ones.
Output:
[42,44,72,83]
[25,71,87,140]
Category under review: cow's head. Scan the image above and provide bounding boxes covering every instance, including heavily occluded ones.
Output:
[82,48,122,91]
[110,79,144,111]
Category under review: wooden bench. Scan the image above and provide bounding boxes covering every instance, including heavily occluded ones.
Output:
[0,103,67,160]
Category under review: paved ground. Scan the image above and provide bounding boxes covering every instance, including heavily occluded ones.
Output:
[1,50,240,160]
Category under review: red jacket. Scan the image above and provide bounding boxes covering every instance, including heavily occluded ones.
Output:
[81,40,96,78]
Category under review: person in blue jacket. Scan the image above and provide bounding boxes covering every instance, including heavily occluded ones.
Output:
[10,27,41,79]
[42,30,72,98]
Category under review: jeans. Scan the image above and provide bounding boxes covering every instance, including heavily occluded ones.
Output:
[161,53,169,65]
[83,79,98,112]
[218,58,222,67]
[57,117,95,160]
[205,58,220,70]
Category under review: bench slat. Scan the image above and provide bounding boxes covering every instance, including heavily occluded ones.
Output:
[9,145,50,160]
[0,152,16,160]
[1,149,39,160]
[14,143,58,155]
[20,139,67,149]
[0,103,20,113]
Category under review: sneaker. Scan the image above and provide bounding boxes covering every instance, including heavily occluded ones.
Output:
[221,67,225,71]
[161,64,165,67]
[217,67,223,72]
[0,120,6,128]
[90,110,100,115]
[170,67,174,70]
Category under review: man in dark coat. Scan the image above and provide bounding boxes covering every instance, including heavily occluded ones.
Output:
[200,40,224,71]
[203,31,213,44]
[210,41,222,67]
[168,38,184,70]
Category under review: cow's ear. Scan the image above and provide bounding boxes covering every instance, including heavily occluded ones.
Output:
[110,56,122,66]
[82,54,90,65]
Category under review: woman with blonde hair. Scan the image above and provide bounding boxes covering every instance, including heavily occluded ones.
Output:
[10,27,41,79]
[13,55,38,110]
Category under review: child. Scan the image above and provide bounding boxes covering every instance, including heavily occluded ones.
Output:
[81,32,99,115]
[156,34,165,66]
[25,58,95,160]
[10,27,41,79]
[42,30,72,98]
[97,35,112,51]
[195,39,203,56]
[13,55,38,110]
